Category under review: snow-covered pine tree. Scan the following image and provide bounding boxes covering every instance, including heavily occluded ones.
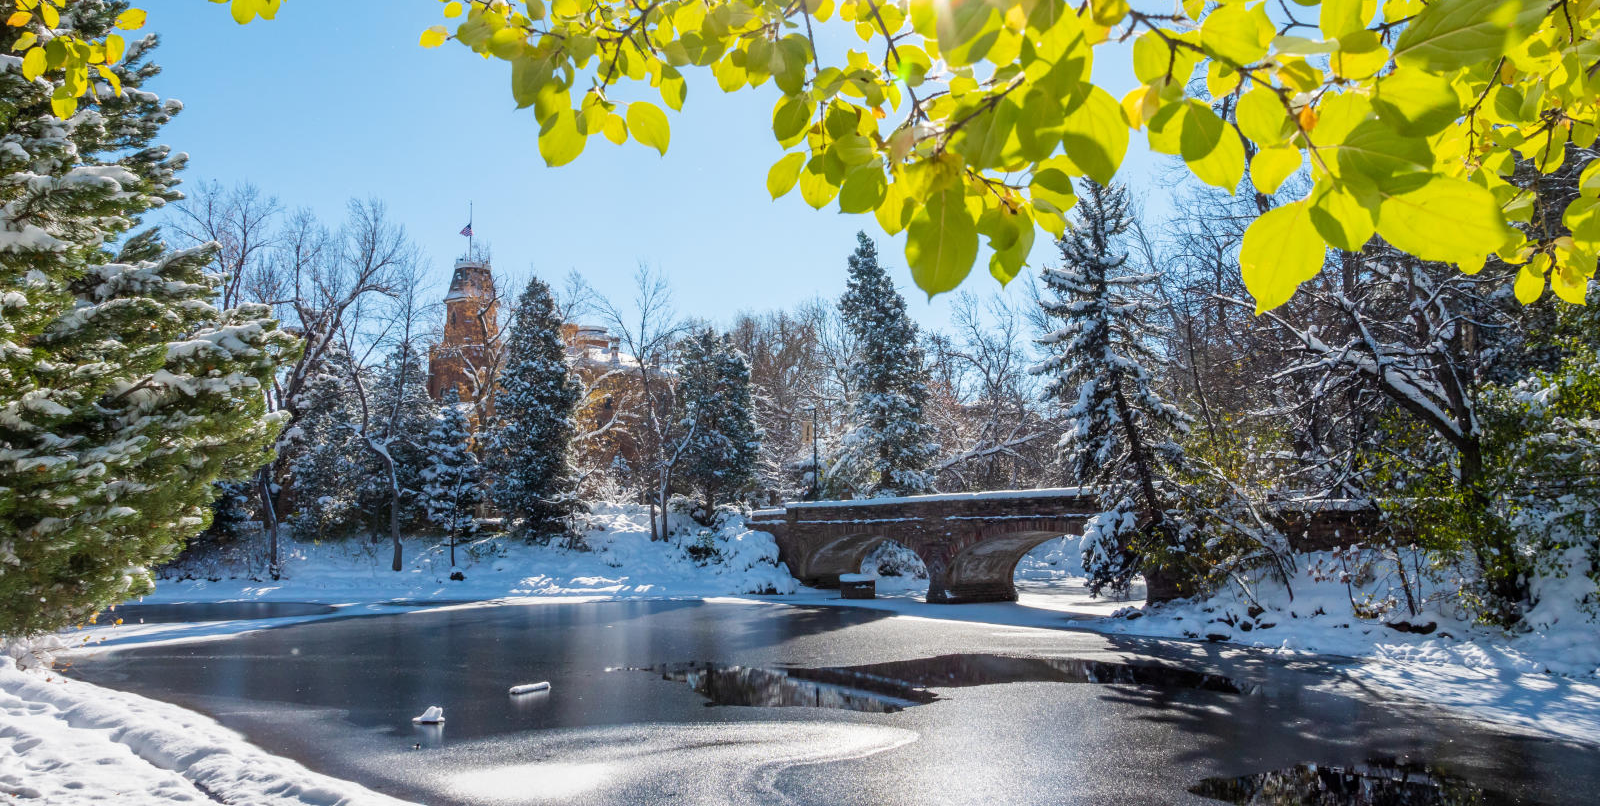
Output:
[1030,181,1193,600]
[833,232,938,497]
[674,327,760,520]
[285,346,366,539]
[0,3,297,635]
[357,342,437,533]
[420,389,484,567]
[485,276,582,539]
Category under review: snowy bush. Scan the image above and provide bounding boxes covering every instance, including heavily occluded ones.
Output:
[862,541,927,578]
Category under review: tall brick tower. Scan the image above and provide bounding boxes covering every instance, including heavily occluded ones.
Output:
[427,257,500,404]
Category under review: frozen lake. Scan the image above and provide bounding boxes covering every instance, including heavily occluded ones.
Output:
[66,600,1597,805]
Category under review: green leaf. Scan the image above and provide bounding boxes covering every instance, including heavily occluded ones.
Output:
[1375,175,1513,268]
[1179,102,1245,193]
[1201,4,1270,66]
[1393,0,1544,71]
[1331,120,1433,192]
[1563,196,1600,245]
[1319,0,1374,41]
[627,102,670,156]
[1250,145,1302,195]
[1372,67,1462,136]
[906,188,979,297]
[538,108,587,167]
[767,152,805,199]
[1236,86,1292,145]
[511,57,553,110]
[659,65,687,111]
[832,134,875,166]
[772,95,811,148]
[1029,164,1078,214]
[1058,84,1126,186]
[1131,31,1172,85]
[1240,200,1327,314]
[1309,178,1378,251]
[838,165,887,213]
[1016,88,1066,163]
[1580,159,1600,199]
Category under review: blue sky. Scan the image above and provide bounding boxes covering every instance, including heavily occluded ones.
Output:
[141,0,1156,330]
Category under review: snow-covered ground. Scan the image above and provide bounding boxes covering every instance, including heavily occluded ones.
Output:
[144,503,798,605]
[1,640,417,805]
[8,505,1600,803]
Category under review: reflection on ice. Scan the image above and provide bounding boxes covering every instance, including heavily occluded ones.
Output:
[637,653,1253,712]
[1191,758,1509,805]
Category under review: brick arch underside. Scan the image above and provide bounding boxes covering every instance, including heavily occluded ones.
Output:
[931,529,1080,603]
[800,525,1080,603]
[803,533,908,584]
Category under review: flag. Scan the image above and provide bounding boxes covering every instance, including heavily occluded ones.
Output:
[459,223,473,237]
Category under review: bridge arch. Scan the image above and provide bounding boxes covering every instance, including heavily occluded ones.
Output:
[932,529,1080,603]
[792,533,934,588]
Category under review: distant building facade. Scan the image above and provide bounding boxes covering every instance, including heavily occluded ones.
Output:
[428,257,500,404]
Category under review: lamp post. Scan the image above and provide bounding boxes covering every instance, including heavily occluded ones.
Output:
[802,403,819,501]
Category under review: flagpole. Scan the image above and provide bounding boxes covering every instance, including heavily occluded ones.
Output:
[468,201,474,260]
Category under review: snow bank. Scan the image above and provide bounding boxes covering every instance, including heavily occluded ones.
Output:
[1093,548,1600,680]
[0,656,416,805]
[151,504,796,604]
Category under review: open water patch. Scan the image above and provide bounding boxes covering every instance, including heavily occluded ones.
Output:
[1191,758,1512,805]
[634,652,1253,713]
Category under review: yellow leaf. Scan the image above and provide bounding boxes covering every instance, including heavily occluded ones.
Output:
[1513,255,1547,304]
[115,8,147,30]
[105,34,125,64]
[766,152,805,199]
[12,31,36,51]
[97,64,122,96]
[602,113,628,145]
[1550,253,1592,305]
[444,1,465,18]
[6,11,31,26]
[231,0,260,24]
[1251,145,1303,195]
[38,2,56,27]
[50,88,76,118]
[627,102,670,156]
[22,46,45,80]
[420,26,448,48]
[1240,200,1327,314]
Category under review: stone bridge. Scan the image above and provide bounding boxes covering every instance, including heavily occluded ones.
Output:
[749,489,1378,604]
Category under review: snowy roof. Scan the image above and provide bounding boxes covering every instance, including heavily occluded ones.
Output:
[784,487,1094,509]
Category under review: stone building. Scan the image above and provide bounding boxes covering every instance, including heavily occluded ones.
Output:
[427,257,500,404]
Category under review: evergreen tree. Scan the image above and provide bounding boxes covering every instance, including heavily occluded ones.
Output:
[674,328,760,520]
[1031,181,1193,600]
[0,4,296,635]
[286,347,366,538]
[485,277,582,538]
[358,343,437,532]
[420,389,484,567]
[833,232,938,497]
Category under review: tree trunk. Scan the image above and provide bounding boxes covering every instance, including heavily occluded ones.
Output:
[256,467,279,580]
[1109,370,1183,602]
[377,454,402,572]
